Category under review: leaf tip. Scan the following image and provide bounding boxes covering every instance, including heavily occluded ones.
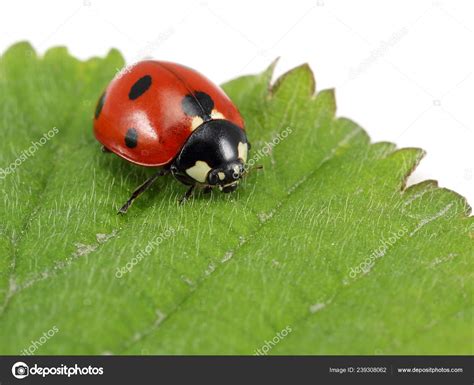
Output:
[2,41,37,60]
[388,147,426,191]
[265,57,280,75]
[315,88,337,116]
[270,62,316,97]
[105,48,125,64]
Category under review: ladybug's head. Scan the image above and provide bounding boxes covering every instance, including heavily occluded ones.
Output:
[171,119,249,193]
[207,160,245,193]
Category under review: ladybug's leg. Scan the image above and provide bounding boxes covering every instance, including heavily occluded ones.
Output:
[118,169,168,214]
[179,185,196,205]
[202,186,212,194]
[101,145,112,153]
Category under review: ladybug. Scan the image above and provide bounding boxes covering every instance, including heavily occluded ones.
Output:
[93,61,250,213]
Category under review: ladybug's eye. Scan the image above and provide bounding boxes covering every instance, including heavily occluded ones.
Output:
[208,171,219,185]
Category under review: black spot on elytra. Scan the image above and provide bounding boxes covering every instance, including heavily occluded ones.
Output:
[94,92,106,119]
[181,91,214,120]
[125,128,138,148]
[129,75,152,100]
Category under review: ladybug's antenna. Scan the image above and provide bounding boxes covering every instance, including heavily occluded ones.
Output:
[243,164,263,177]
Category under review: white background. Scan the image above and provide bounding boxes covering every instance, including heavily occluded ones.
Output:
[1,0,472,205]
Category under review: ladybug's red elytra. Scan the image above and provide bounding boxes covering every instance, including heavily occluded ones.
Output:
[93,60,250,213]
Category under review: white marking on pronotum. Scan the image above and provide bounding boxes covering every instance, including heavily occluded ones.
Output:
[409,203,453,237]
[218,172,225,181]
[238,142,248,162]
[211,109,225,120]
[190,116,204,131]
[190,110,224,131]
[186,160,212,183]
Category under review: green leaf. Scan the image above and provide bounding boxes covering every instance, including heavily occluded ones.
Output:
[0,43,472,355]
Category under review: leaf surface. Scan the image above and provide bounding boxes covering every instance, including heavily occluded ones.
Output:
[0,43,472,354]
